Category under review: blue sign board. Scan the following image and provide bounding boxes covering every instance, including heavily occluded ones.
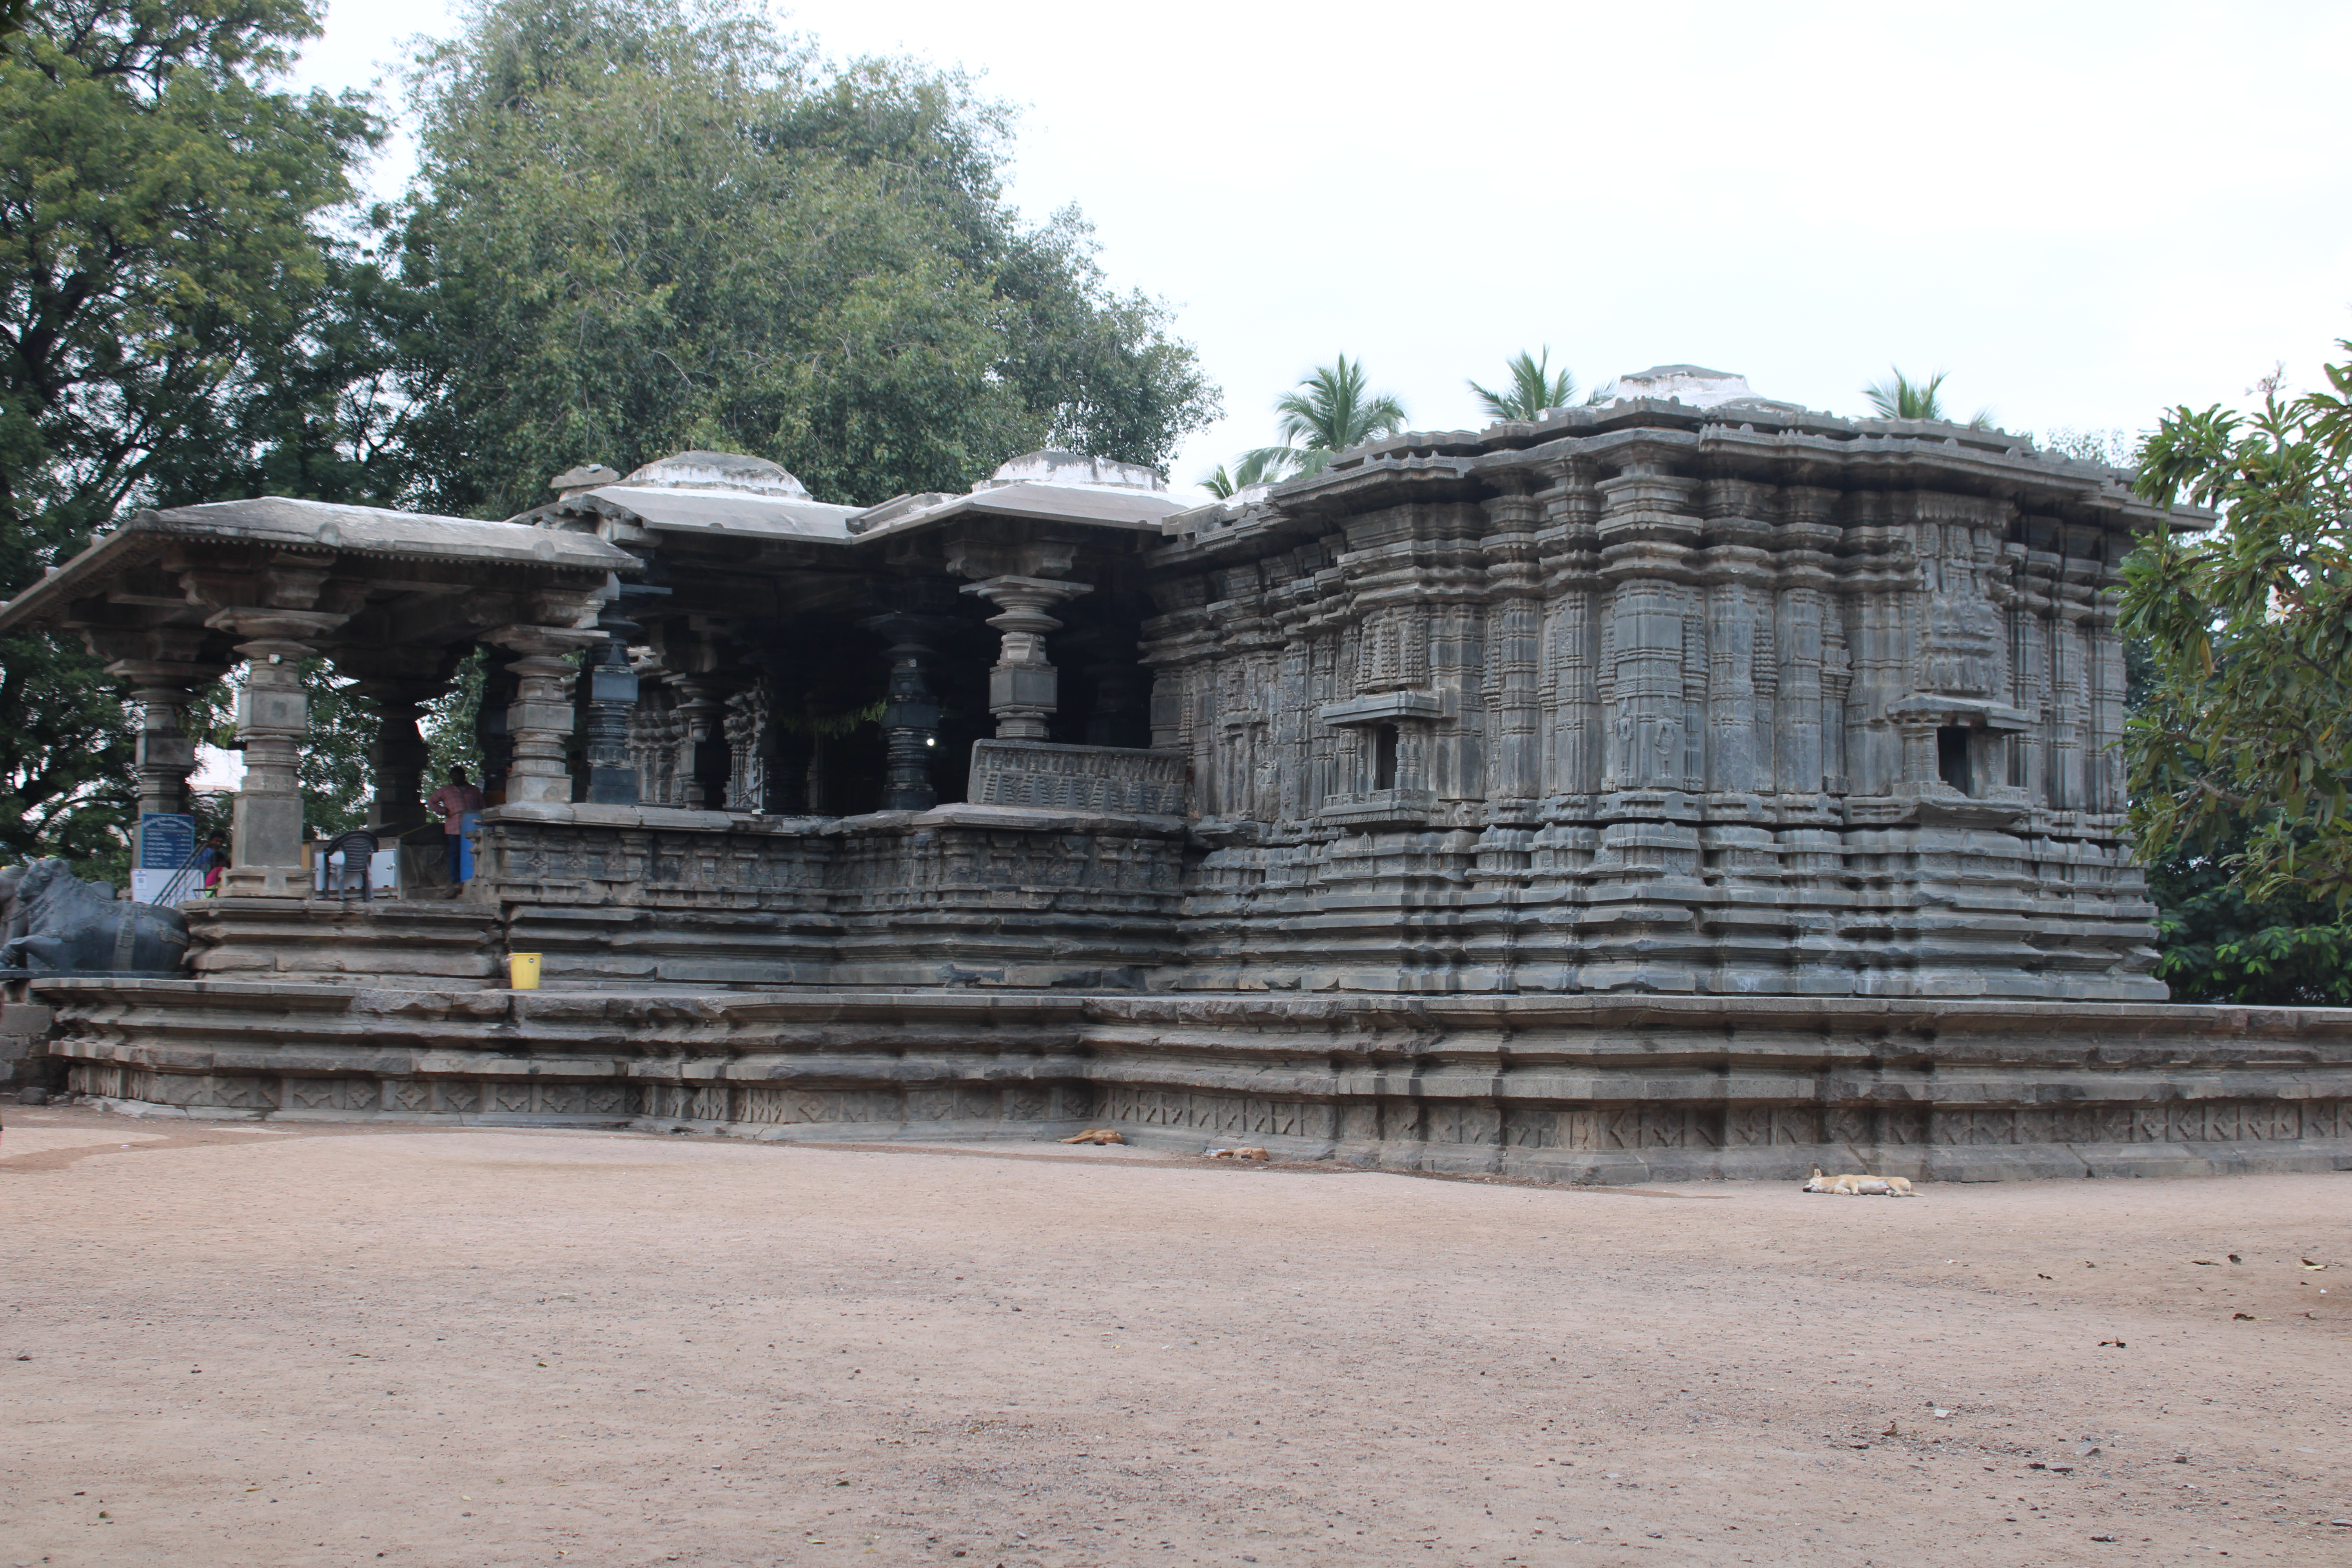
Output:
[138,812,196,870]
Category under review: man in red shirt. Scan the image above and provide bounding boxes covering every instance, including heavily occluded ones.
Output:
[426,767,486,886]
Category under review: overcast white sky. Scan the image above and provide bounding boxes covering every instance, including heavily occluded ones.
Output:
[291,0,2352,501]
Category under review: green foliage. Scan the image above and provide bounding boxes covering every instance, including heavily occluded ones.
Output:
[1862,366,1994,430]
[2143,817,2352,1004]
[1469,348,1576,424]
[1235,355,1407,483]
[0,630,135,863]
[0,1,383,867]
[423,648,486,789]
[390,0,1215,517]
[2120,342,2352,913]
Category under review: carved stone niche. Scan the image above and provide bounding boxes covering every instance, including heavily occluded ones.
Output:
[1317,690,1442,828]
[1885,693,2034,807]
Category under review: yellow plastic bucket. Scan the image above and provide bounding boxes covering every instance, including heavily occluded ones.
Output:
[508,953,542,990]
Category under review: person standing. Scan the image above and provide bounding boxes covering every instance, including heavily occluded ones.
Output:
[426,767,486,885]
[197,831,229,893]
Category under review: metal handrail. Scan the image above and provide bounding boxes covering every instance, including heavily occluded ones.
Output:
[149,840,214,907]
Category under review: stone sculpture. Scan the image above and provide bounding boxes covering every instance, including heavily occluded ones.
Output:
[0,860,189,975]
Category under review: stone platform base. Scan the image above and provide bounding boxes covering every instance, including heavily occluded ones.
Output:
[30,980,2352,1183]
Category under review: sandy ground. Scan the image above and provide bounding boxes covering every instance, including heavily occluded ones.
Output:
[1,1108,2347,1568]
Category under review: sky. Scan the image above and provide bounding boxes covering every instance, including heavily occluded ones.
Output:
[288,0,2352,502]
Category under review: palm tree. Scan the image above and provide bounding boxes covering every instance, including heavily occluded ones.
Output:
[1237,356,1409,482]
[1863,367,1995,430]
[1470,348,1577,423]
[1202,465,1244,499]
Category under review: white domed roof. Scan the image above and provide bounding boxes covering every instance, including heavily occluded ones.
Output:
[622,451,810,499]
[980,450,1165,494]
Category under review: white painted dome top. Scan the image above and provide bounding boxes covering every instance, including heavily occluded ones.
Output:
[621,451,811,499]
[980,450,1165,494]
[1609,365,1766,408]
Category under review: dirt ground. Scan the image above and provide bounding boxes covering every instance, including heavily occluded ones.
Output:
[1,1107,2347,1568]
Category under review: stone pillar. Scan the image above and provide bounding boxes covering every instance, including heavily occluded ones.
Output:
[485,625,603,805]
[355,688,432,830]
[205,610,345,898]
[961,576,1092,740]
[668,676,726,810]
[1084,658,1147,748]
[861,613,951,812]
[102,667,204,868]
[579,608,642,806]
[477,657,515,804]
[722,684,768,811]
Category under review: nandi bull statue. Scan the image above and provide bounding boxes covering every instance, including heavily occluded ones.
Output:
[0,858,189,975]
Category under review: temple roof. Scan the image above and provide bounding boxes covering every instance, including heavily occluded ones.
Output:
[850,450,1185,539]
[521,447,1191,552]
[0,497,635,635]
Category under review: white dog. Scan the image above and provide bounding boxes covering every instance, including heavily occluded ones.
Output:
[1802,1165,1917,1196]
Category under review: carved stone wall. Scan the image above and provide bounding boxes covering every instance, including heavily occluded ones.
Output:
[37,984,2352,1183]
[967,740,1188,815]
[1143,416,2163,1000]
[470,800,1189,990]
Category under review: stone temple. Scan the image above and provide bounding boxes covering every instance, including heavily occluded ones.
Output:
[5,367,2348,1181]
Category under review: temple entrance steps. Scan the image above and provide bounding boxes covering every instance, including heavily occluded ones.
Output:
[183,898,503,988]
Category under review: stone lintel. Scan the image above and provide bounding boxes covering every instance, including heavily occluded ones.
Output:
[1318,691,1445,726]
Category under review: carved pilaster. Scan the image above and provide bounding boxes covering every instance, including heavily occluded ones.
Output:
[1595,454,1702,797]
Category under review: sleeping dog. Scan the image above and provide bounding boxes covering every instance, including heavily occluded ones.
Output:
[1802,1166,1917,1196]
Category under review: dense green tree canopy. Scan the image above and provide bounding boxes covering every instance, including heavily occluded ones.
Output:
[0,0,380,864]
[391,0,1217,517]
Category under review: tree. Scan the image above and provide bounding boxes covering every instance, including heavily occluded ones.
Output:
[1235,356,1408,483]
[0,1,382,866]
[2120,344,2352,916]
[390,0,1216,518]
[2142,813,2352,1004]
[1862,367,1994,429]
[1469,348,1576,423]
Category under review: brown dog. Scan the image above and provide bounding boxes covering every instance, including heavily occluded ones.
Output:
[1207,1146,1271,1161]
[1060,1128,1126,1145]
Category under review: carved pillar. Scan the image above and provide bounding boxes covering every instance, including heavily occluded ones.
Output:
[206,610,345,897]
[667,675,726,810]
[485,625,602,805]
[960,576,1093,740]
[90,630,225,874]
[723,684,768,811]
[579,606,642,806]
[347,687,430,830]
[1084,658,1147,748]
[476,655,515,804]
[101,664,206,867]
[861,613,952,812]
